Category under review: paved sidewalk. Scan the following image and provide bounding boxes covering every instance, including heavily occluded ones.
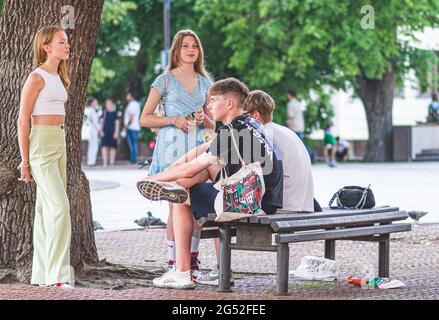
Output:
[1,224,438,300]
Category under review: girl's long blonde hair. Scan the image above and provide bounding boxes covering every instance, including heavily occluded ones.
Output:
[33,26,71,89]
[168,29,211,81]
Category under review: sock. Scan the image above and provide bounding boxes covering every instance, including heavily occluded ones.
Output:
[167,240,176,262]
[190,230,201,254]
[175,269,191,277]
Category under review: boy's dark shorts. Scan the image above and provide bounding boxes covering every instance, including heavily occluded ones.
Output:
[189,183,277,220]
[190,183,218,220]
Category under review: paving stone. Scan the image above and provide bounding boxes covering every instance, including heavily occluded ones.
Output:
[1,224,438,300]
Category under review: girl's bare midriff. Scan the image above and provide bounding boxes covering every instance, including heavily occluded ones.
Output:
[32,115,65,126]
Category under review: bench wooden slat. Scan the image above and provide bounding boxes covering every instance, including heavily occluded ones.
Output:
[275,223,411,243]
[198,213,270,227]
[197,217,209,227]
[197,207,403,228]
[198,213,218,227]
[272,211,408,232]
[230,244,277,252]
[249,216,259,223]
[201,227,237,239]
[258,216,270,224]
[267,206,400,223]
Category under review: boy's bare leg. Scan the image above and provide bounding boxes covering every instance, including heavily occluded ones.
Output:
[193,217,201,233]
[167,203,174,241]
[176,170,209,189]
[172,163,222,271]
[214,238,220,266]
[175,162,222,190]
[173,203,194,272]
[207,162,222,182]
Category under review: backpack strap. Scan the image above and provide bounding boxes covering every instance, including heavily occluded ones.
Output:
[354,184,371,209]
[328,189,342,209]
[226,123,246,167]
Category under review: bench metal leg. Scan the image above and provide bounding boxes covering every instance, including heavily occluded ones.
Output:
[379,235,390,277]
[325,240,336,260]
[276,243,290,295]
[218,223,232,292]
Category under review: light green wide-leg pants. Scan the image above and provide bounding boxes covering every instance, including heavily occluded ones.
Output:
[29,125,72,286]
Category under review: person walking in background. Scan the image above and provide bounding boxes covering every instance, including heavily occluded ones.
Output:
[17,26,73,288]
[123,92,141,164]
[287,90,305,141]
[335,136,351,162]
[427,92,439,123]
[139,29,215,281]
[323,124,337,167]
[85,97,100,166]
[100,99,120,167]
[287,89,315,163]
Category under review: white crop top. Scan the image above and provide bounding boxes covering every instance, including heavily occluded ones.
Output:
[31,68,68,116]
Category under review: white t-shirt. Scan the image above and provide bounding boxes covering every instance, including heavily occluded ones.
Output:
[336,139,350,153]
[87,107,100,132]
[264,122,314,212]
[287,98,305,132]
[124,100,141,131]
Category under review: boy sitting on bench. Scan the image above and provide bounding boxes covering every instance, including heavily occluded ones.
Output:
[242,90,317,213]
[137,78,284,289]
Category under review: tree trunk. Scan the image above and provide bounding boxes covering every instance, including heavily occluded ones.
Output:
[356,61,398,162]
[0,0,104,282]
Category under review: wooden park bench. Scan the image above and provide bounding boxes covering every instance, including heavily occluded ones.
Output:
[198,206,411,295]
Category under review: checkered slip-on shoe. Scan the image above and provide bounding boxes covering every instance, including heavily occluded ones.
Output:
[136,180,188,203]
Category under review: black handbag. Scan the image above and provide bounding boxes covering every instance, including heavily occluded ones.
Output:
[329,184,375,209]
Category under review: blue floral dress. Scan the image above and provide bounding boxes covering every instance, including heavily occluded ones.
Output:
[148,70,212,175]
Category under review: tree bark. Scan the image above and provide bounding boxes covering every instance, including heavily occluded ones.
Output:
[0,0,104,282]
[356,61,398,162]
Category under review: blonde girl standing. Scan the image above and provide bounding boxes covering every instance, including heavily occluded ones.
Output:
[17,26,72,288]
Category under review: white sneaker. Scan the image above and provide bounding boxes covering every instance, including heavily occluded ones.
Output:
[153,270,195,289]
[195,266,235,286]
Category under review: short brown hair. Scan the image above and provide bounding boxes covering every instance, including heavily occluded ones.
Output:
[242,90,275,122]
[209,78,249,108]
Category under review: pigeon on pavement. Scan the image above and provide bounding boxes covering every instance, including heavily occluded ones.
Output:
[407,211,428,222]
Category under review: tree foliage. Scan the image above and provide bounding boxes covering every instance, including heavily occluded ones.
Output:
[90,0,439,158]
[196,0,438,97]
[194,0,439,160]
